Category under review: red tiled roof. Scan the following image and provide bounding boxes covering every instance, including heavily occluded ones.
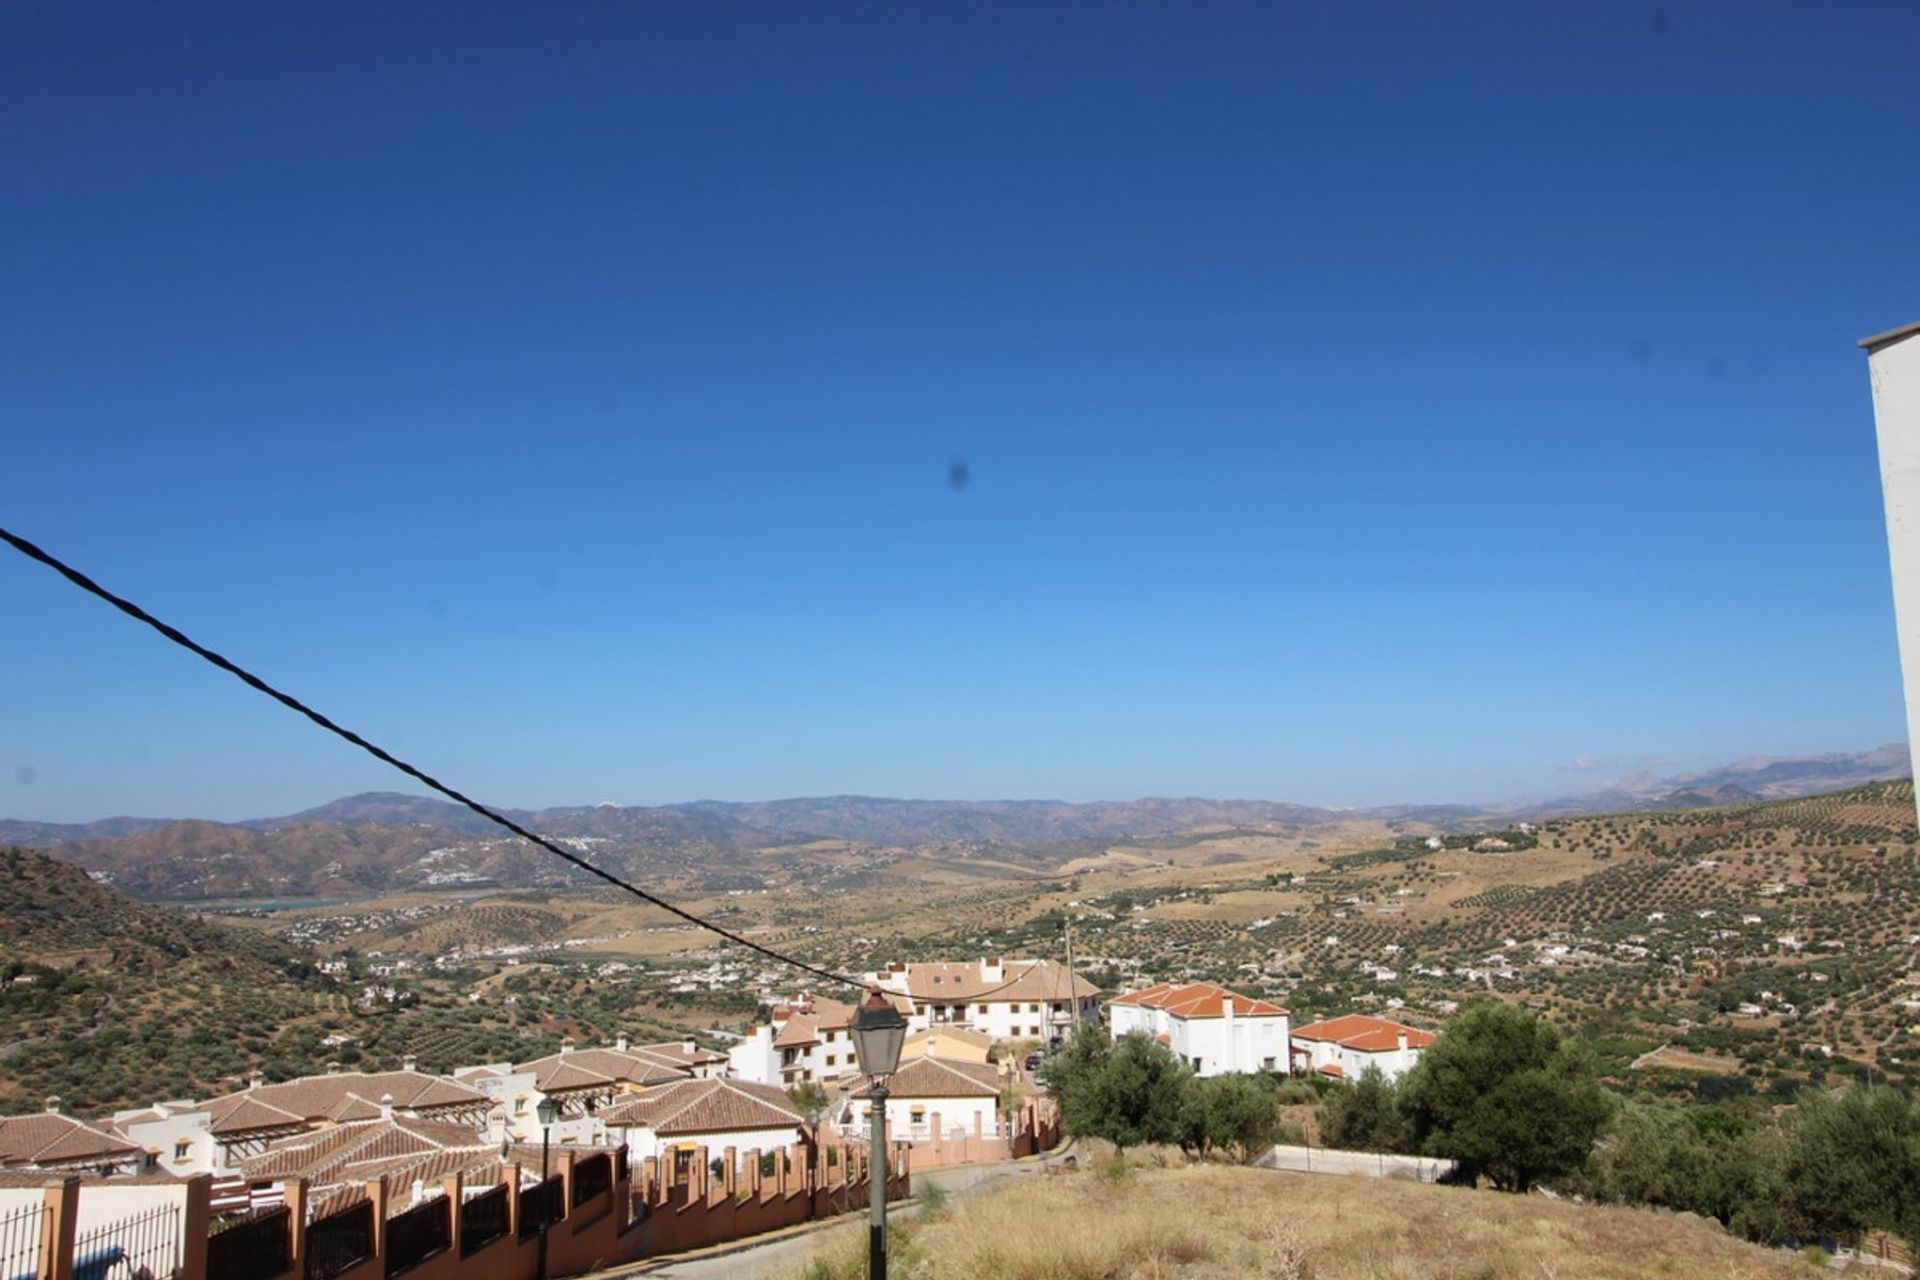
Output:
[513,1048,693,1093]
[878,960,1098,1004]
[1317,1063,1346,1078]
[1110,981,1286,1019]
[0,1113,141,1167]
[1290,1015,1436,1052]
[203,1072,490,1135]
[846,1058,1000,1101]
[599,1080,802,1136]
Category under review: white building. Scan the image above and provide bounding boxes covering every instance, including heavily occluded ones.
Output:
[1864,320,1920,830]
[598,1078,806,1163]
[1289,1015,1436,1083]
[1106,981,1290,1076]
[841,1057,1002,1144]
[864,957,1101,1042]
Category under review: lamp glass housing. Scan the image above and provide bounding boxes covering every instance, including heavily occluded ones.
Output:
[535,1097,559,1128]
[851,990,908,1078]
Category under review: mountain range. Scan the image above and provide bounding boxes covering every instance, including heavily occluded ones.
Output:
[1,744,1906,901]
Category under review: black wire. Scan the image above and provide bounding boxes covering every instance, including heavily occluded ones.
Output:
[0,524,863,993]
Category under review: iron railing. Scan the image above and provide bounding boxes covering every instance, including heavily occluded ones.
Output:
[570,1155,611,1208]
[381,1200,448,1279]
[1,1202,46,1280]
[73,1203,183,1280]
[302,1201,371,1280]
[456,1188,507,1258]
[514,1180,561,1243]
[206,1205,290,1280]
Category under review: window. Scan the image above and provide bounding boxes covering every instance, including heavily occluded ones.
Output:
[825,1055,836,1066]
[1030,1026,1041,1037]
[1028,1003,1041,1013]
[1192,1057,1203,1072]
[173,1140,191,1161]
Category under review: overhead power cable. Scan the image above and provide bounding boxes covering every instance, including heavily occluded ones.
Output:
[0,524,864,993]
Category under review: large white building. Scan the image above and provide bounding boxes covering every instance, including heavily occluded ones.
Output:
[1107,981,1290,1076]
[1865,320,1920,829]
[864,958,1101,1043]
[1289,1015,1435,1083]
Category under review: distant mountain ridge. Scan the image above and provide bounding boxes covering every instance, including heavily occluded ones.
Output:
[1,745,1907,901]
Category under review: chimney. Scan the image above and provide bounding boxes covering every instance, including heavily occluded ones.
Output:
[380,1093,394,1120]
[682,1038,695,1055]
[615,1035,628,1052]
[327,1061,341,1075]
[247,1071,264,1092]
[402,1054,417,1072]
[43,1095,60,1114]
[560,1037,575,1055]
[1397,1031,1409,1053]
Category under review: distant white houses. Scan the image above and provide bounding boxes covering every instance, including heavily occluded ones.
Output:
[1107,981,1290,1076]
[1289,1014,1435,1083]
[863,957,1101,1043]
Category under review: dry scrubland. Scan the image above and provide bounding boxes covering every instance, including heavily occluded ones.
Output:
[782,1163,1824,1280]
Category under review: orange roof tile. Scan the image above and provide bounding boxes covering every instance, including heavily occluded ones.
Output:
[1290,1015,1435,1052]
[1112,981,1286,1019]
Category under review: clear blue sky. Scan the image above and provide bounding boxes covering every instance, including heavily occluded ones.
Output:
[3,2,1916,823]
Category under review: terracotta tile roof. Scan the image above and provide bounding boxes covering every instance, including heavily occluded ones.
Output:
[1317,1063,1346,1078]
[847,1058,1000,1101]
[599,1080,802,1136]
[772,1015,821,1049]
[0,1113,141,1167]
[206,1095,306,1136]
[1110,981,1286,1019]
[237,1117,487,1184]
[1290,1015,1436,1052]
[203,1072,489,1135]
[880,960,1098,1004]
[628,1041,728,1068]
[513,1048,692,1093]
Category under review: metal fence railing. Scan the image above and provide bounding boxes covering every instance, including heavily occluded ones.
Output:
[2,1201,46,1280]
[206,1205,290,1280]
[570,1155,611,1208]
[381,1200,448,1279]
[456,1187,507,1258]
[514,1181,561,1243]
[302,1201,372,1280]
[73,1203,183,1280]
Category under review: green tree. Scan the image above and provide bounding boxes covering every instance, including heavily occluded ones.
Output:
[1178,1073,1283,1162]
[786,1081,828,1119]
[1316,1065,1412,1153]
[1784,1086,1920,1247]
[1043,1028,1189,1157]
[1400,1002,1610,1191]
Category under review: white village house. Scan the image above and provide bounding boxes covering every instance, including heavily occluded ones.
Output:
[863,957,1101,1042]
[1107,981,1290,1076]
[1289,1014,1435,1083]
[598,1077,807,1163]
[841,1057,1002,1144]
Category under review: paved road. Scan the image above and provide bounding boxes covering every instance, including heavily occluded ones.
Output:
[640,1151,1072,1280]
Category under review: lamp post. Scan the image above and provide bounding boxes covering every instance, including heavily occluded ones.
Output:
[535,1096,559,1280]
[849,987,907,1280]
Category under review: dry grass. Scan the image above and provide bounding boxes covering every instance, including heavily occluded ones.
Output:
[779,1163,1825,1280]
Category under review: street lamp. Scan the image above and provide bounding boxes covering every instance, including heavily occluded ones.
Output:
[535,1096,559,1280]
[850,988,907,1280]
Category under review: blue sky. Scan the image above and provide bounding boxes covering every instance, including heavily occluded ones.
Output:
[3,2,1916,822]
